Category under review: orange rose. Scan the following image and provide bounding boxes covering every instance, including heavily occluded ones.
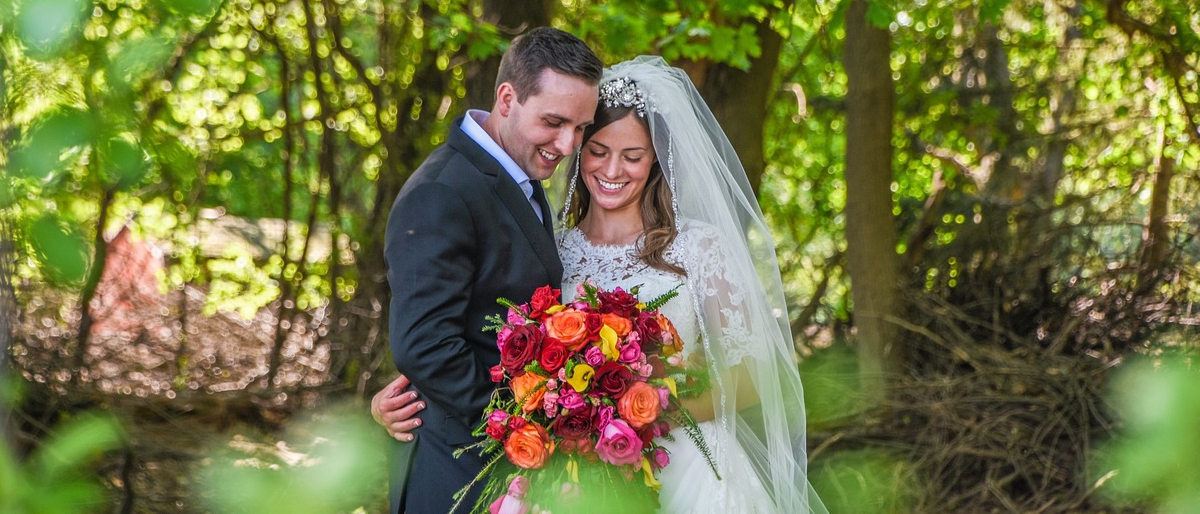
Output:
[504,422,555,469]
[511,372,548,414]
[601,313,632,338]
[657,314,683,355]
[617,381,662,429]
[546,310,589,350]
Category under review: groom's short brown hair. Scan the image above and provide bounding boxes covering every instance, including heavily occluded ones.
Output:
[496,27,602,102]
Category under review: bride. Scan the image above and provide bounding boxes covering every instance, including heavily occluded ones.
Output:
[373,56,826,514]
[556,56,825,514]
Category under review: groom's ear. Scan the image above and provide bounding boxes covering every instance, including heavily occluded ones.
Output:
[494,82,517,117]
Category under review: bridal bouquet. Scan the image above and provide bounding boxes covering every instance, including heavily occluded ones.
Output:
[454,282,707,514]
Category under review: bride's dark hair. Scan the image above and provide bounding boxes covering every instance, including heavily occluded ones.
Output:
[565,104,685,276]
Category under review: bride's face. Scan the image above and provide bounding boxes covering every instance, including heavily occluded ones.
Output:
[580,112,657,217]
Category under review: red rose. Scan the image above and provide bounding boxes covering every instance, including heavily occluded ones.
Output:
[529,285,561,320]
[633,312,663,345]
[584,313,604,341]
[593,362,633,399]
[501,324,544,376]
[552,403,597,440]
[538,340,570,374]
[598,288,638,317]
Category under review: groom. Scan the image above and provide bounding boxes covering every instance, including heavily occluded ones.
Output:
[382,28,602,514]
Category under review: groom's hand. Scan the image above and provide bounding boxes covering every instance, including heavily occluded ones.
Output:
[371,374,425,442]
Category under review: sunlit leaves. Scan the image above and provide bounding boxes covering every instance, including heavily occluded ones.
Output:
[9,107,94,183]
[13,0,89,60]
[155,0,222,19]
[576,0,768,70]
[27,215,90,287]
[97,135,148,190]
[107,31,177,95]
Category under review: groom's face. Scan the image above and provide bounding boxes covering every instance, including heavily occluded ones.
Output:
[494,69,598,181]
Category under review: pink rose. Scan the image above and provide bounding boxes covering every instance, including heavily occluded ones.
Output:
[490,476,530,514]
[489,410,510,424]
[584,346,605,367]
[506,307,529,325]
[594,419,643,466]
[652,448,670,470]
[497,326,514,353]
[618,340,642,364]
[657,386,669,408]
[597,405,615,429]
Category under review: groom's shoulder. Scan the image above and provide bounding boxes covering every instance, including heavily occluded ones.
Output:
[404,144,489,193]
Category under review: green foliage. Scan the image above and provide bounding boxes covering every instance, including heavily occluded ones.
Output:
[809,447,916,514]
[574,0,771,69]
[0,409,125,514]
[198,403,387,514]
[1096,353,1200,513]
[26,215,90,287]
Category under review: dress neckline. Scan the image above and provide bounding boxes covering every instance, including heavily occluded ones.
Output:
[567,226,640,251]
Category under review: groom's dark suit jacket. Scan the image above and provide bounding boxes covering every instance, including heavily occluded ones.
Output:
[385,116,562,514]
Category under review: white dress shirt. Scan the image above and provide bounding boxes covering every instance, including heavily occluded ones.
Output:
[461,110,543,222]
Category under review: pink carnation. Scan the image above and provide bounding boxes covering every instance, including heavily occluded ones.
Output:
[558,389,585,410]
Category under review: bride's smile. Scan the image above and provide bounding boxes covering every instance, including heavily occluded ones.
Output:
[580,112,656,217]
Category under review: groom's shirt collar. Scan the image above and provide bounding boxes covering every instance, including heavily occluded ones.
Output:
[462,109,535,201]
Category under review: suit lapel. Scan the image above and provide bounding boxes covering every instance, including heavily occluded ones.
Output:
[492,173,564,282]
[446,119,563,283]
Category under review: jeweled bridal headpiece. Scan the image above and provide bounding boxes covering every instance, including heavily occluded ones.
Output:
[599,76,651,117]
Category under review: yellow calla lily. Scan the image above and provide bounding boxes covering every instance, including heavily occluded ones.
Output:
[545,304,565,315]
[641,456,662,490]
[566,363,594,392]
[567,457,579,483]
[662,376,678,398]
[599,325,620,361]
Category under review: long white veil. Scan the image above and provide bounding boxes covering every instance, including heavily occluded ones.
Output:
[572,56,828,514]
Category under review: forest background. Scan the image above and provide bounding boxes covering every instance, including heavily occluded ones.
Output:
[2,0,1199,512]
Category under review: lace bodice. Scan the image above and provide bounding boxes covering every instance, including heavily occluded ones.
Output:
[558,220,754,364]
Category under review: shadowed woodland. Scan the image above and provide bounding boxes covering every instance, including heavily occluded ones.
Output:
[3,0,1200,513]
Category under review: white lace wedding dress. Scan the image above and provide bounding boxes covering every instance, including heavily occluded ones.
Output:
[559,221,777,513]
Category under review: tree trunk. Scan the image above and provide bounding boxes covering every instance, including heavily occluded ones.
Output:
[843,0,901,403]
[682,13,787,194]
[75,188,116,380]
[0,216,16,449]
[1139,130,1174,294]
[464,0,554,111]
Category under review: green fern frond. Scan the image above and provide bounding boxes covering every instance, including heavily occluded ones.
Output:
[666,408,721,481]
[644,284,683,311]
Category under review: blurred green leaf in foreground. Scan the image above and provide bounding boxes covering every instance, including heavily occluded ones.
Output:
[199,402,388,514]
[1097,353,1200,513]
[0,399,125,514]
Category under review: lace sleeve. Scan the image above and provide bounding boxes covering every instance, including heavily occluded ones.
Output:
[679,222,755,367]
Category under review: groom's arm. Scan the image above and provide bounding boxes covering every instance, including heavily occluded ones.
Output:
[386,180,494,426]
